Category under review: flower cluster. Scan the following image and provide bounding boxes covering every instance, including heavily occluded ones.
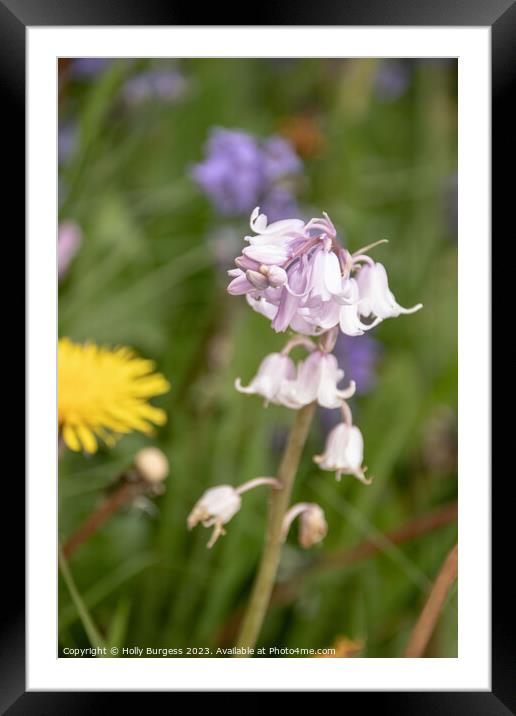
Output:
[235,335,356,410]
[191,129,302,219]
[188,207,422,549]
[228,208,422,336]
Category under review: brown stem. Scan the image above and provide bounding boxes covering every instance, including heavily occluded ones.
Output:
[404,543,458,657]
[62,479,147,559]
[234,402,317,653]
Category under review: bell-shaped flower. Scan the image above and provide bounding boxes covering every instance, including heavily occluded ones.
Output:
[309,244,344,302]
[235,352,296,405]
[356,262,422,320]
[314,422,372,484]
[187,485,242,548]
[338,278,382,336]
[188,477,280,548]
[278,350,355,409]
[282,502,328,549]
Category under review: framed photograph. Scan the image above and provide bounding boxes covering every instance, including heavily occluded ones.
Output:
[4,0,509,708]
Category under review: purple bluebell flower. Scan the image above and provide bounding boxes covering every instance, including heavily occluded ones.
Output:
[123,69,188,105]
[375,60,411,101]
[333,332,382,395]
[58,123,78,165]
[263,136,302,182]
[71,58,112,79]
[261,186,300,224]
[192,128,302,218]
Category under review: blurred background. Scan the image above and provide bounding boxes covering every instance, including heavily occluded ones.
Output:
[58,58,458,658]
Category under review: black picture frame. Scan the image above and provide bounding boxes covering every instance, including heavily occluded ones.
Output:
[4,0,509,710]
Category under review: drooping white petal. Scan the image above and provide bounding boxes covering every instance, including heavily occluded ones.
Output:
[235,352,296,404]
[323,250,343,295]
[357,263,423,320]
[316,353,346,409]
[187,485,243,548]
[277,351,353,409]
[246,293,279,320]
[338,278,380,335]
[187,485,242,529]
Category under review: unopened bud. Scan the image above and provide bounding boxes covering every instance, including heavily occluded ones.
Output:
[246,269,269,290]
[282,502,328,548]
[134,447,169,484]
[298,504,328,548]
[266,265,287,288]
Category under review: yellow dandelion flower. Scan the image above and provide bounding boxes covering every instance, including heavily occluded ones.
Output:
[58,338,170,454]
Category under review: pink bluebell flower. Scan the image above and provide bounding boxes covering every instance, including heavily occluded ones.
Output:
[314,422,371,484]
[235,352,296,406]
[356,261,422,320]
[58,221,82,280]
[188,477,280,548]
[278,350,356,410]
[228,208,422,337]
[187,486,242,548]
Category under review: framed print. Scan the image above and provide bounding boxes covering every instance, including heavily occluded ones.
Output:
[3,0,511,709]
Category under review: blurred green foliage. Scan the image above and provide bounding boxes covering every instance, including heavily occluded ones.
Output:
[58,58,457,658]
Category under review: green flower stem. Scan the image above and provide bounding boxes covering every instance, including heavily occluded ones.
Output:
[58,547,107,653]
[235,402,317,654]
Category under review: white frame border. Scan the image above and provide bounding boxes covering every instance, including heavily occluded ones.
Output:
[27,26,490,691]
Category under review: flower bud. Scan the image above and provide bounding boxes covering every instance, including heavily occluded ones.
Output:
[298,504,328,548]
[265,265,288,288]
[134,447,169,484]
[246,269,269,290]
[282,502,328,549]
